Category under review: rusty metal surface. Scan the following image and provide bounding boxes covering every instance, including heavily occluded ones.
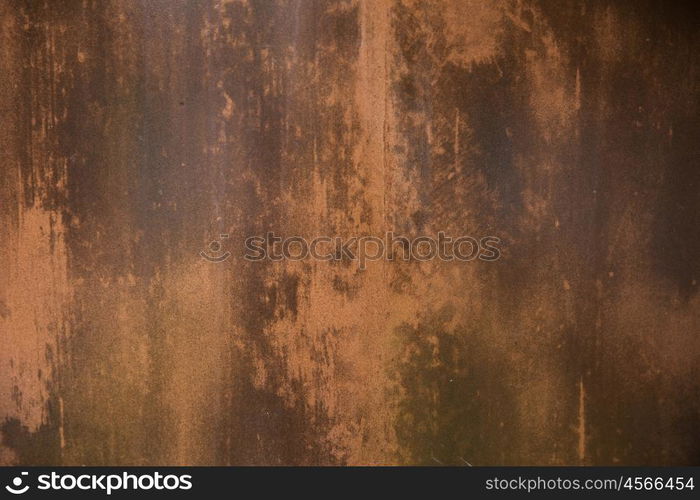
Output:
[1,0,699,465]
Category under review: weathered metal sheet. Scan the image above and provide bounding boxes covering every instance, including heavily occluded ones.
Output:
[0,0,698,465]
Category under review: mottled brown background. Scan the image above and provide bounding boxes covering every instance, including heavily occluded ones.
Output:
[1,0,699,466]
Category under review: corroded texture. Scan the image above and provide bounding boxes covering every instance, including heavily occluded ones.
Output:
[1,0,699,465]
